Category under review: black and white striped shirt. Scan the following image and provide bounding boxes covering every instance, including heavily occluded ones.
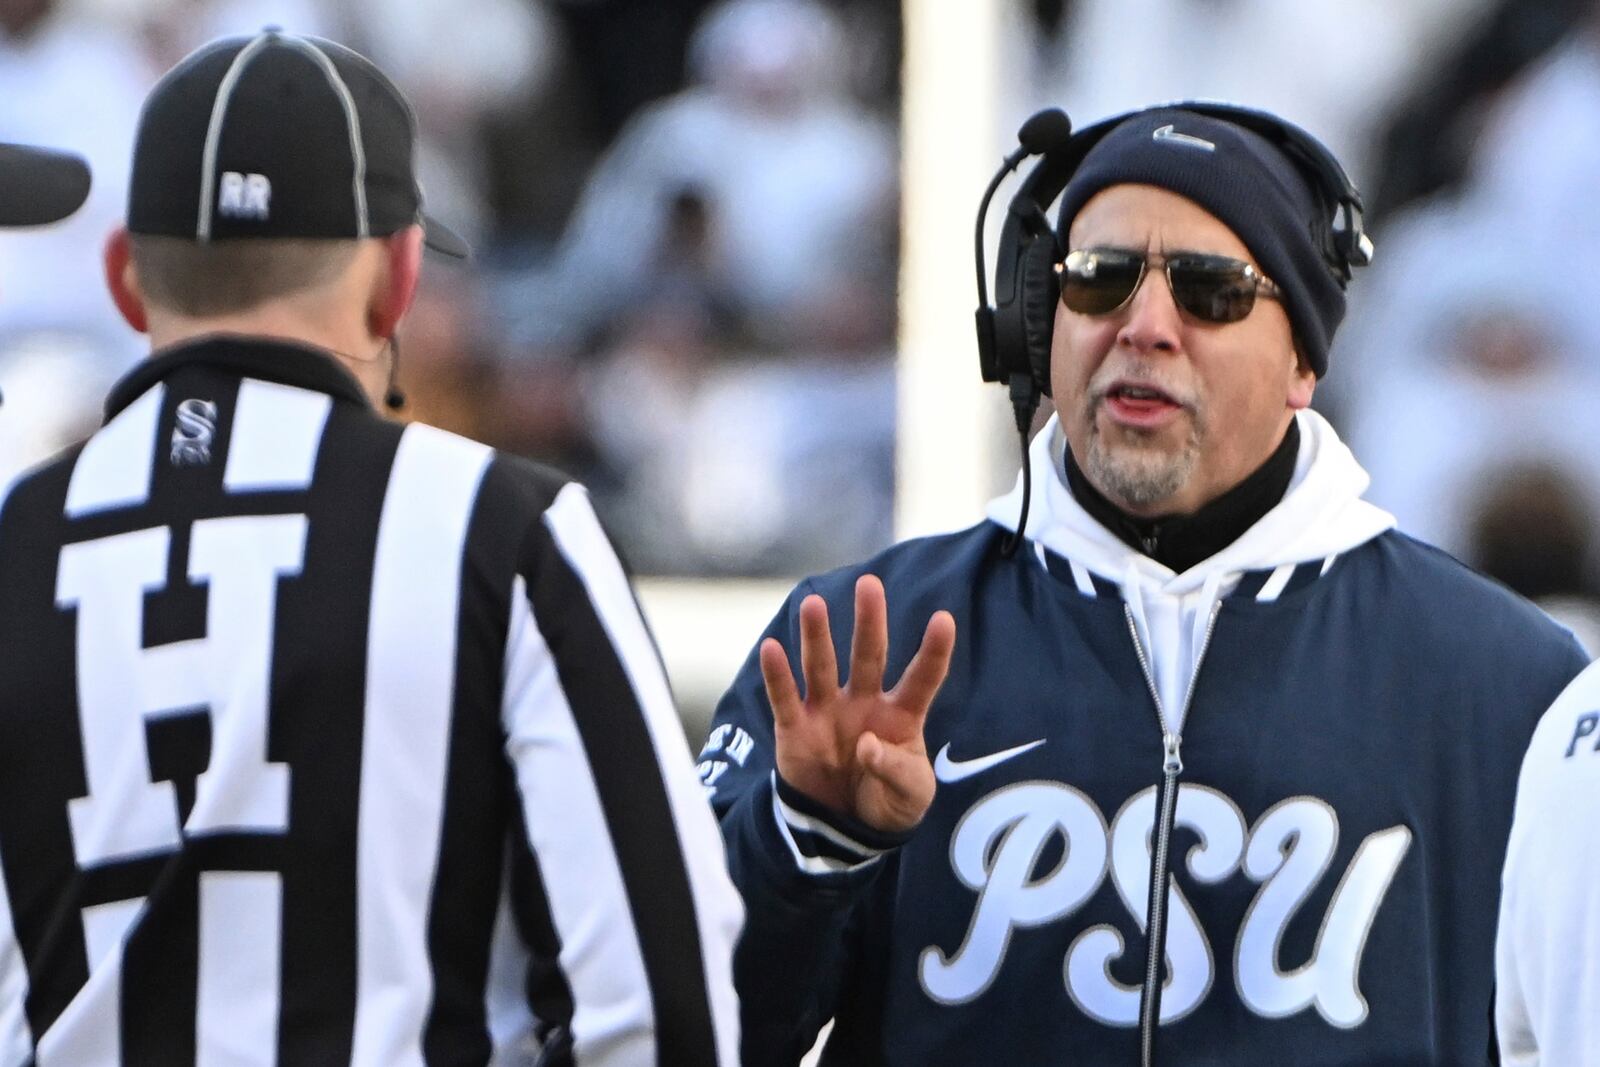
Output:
[0,337,741,1066]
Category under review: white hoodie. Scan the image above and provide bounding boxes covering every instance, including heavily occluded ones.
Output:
[985,409,1396,731]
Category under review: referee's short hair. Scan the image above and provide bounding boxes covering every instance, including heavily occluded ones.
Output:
[127,234,361,317]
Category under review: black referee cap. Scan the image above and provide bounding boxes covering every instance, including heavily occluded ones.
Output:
[128,29,468,258]
[0,143,91,227]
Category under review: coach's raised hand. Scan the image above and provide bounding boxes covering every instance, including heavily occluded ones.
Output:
[760,574,956,834]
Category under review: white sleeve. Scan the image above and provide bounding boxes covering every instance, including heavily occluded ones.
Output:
[1497,660,1600,1067]
[500,484,741,1066]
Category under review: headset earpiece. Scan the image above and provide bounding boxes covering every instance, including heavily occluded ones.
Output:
[1018,233,1062,396]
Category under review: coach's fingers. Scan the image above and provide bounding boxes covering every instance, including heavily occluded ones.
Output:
[847,574,889,697]
[760,638,803,731]
[892,610,956,715]
[797,593,838,704]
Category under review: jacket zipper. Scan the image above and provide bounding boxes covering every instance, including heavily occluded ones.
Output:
[1123,601,1221,1067]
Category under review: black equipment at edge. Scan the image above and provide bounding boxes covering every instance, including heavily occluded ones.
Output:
[384,335,406,411]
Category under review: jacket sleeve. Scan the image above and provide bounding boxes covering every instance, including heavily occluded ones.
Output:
[1496,657,1600,1067]
[700,579,909,1067]
[499,483,743,1066]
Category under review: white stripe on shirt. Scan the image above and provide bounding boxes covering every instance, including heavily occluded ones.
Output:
[1255,563,1298,603]
[196,872,281,1067]
[0,848,32,1067]
[350,424,491,1066]
[36,898,145,1067]
[482,873,536,1059]
[223,379,331,492]
[64,385,163,518]
[503,576,657,1065]
[543,485,742,1066]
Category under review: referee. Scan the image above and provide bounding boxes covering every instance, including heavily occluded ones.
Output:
[0,33,741,1067]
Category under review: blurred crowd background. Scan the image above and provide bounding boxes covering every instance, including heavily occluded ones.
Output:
[3,0,1599,653]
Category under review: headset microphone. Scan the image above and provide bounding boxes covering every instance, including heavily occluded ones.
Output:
[383,335,406,412]
[1017,107,1075,154]
[975,108,1074,558]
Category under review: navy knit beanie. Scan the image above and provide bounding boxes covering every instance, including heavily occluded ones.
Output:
[1054,108,1346,377]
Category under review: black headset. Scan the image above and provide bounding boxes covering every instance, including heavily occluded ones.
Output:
[972,101,1374,554]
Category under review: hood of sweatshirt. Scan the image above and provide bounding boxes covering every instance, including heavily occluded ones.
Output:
[988,408,1395,591]
[985,408,1396,734]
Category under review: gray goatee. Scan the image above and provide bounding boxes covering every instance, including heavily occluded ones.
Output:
[1080,403,1203,511]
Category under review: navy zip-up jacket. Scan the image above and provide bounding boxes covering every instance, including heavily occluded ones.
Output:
[701,413,1589,1066]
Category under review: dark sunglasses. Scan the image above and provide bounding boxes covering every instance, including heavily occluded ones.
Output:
[1055,247,1284,324]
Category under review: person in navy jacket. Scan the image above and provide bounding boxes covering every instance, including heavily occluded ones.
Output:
[1497,660,1600,1065]
[699,103,1591,1066]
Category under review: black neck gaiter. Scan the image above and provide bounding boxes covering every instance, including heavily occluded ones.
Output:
[1063,419,1301,573]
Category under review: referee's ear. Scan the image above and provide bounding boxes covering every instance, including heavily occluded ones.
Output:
[368,225,423,344]
[103,227,149,334]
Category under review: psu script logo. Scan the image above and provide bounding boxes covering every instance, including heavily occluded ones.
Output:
[921,781,1410,1029]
